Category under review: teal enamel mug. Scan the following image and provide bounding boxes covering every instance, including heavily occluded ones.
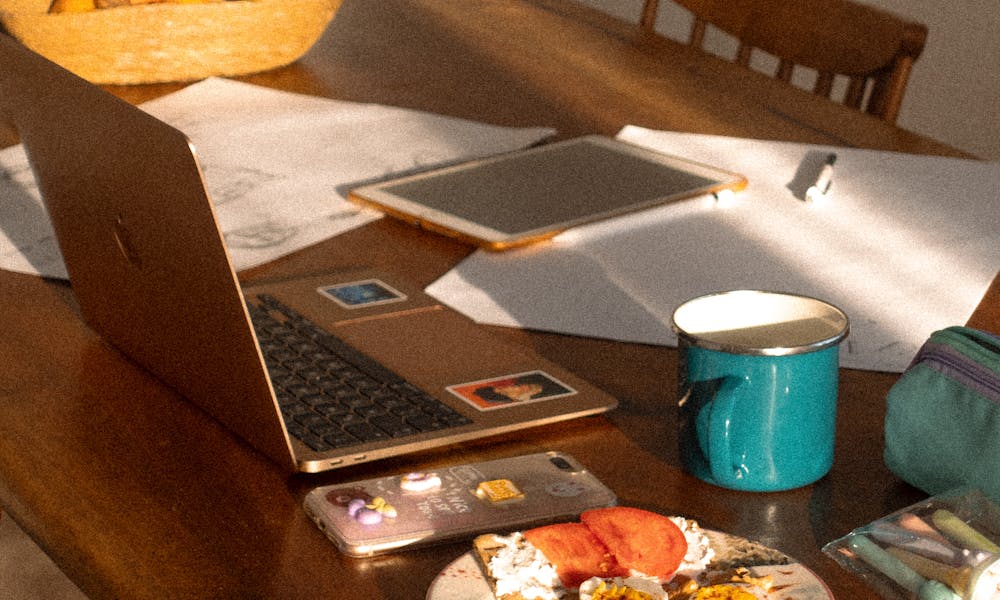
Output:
[673,290,849,491]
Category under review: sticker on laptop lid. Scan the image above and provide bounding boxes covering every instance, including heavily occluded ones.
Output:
[447,370,577,411]
[317,279,407,309]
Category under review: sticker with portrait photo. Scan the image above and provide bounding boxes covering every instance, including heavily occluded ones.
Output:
[447,370,577,411]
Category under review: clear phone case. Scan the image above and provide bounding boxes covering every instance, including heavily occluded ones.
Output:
[303,451,617,557]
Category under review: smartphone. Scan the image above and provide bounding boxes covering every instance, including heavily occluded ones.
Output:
[303,451,617,557]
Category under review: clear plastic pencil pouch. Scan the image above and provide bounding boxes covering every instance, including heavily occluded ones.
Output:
[883,326,1000,502]
[823,488,1000,600]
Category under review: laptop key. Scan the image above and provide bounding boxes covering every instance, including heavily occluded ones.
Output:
[295,412,330,430]
[390,382,424,396]
[280,403,313,419]
[300,434,333,452]
[299,393,327,407]
[405,413,449,432]
[314,402,349,419]
[345,422,391,442]
[370,414,419,437]
[323,432,361,448]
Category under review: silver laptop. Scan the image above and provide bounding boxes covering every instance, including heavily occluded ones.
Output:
[0,34,617,473]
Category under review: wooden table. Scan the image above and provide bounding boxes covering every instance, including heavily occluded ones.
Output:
[2,1,996,598]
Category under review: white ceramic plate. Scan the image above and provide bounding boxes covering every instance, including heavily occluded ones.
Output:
[425,530,835,600]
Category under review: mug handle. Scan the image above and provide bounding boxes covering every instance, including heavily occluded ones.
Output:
[706,376,746,486]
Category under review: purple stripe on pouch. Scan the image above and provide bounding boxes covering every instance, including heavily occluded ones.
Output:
[913,341,1000,404]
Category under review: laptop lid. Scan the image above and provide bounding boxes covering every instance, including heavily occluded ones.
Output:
[1,34,618,473]
[1,33,297,469]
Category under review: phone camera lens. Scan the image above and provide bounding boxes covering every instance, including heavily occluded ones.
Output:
[550,456,574,471]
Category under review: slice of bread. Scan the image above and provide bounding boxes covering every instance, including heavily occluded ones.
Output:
[472,533,575,600]
[472,534,531,600]
[472,533,506,586]
[702,531,788,572]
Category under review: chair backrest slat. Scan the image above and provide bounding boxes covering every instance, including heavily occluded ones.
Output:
[689,18,706,48]
[776,59,794,83]
[813,71,835,98]
[844,76,868,110]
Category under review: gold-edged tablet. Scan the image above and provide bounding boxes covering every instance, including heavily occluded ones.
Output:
[348,135,747,251]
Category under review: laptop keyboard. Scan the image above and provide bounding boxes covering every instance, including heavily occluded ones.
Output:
[246,294,471,452]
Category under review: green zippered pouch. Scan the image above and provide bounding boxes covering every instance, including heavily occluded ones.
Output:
[884,326,1000,503]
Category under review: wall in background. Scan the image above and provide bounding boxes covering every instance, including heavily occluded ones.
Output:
[577,0,1000,159]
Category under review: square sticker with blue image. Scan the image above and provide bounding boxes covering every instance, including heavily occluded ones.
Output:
[318,279,407,309]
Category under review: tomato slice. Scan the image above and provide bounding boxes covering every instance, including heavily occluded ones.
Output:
[524,522,627,588]
[580,507,688,580]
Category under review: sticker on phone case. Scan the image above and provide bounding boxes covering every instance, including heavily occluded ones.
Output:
[323,488,398,526]
[447,370,577,411]
[546,480,587,498]
[346,496,398,526]
[475,479,524,504]
[317,279,407,309]
[400,472,442,493]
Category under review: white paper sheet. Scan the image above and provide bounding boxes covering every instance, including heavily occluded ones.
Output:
[0,78,555,279]
[426,126,1000,372]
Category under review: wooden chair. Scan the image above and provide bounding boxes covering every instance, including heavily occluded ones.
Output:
[639,0,927,123]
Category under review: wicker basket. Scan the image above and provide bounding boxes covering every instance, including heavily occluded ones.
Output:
[0,0,342,84]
